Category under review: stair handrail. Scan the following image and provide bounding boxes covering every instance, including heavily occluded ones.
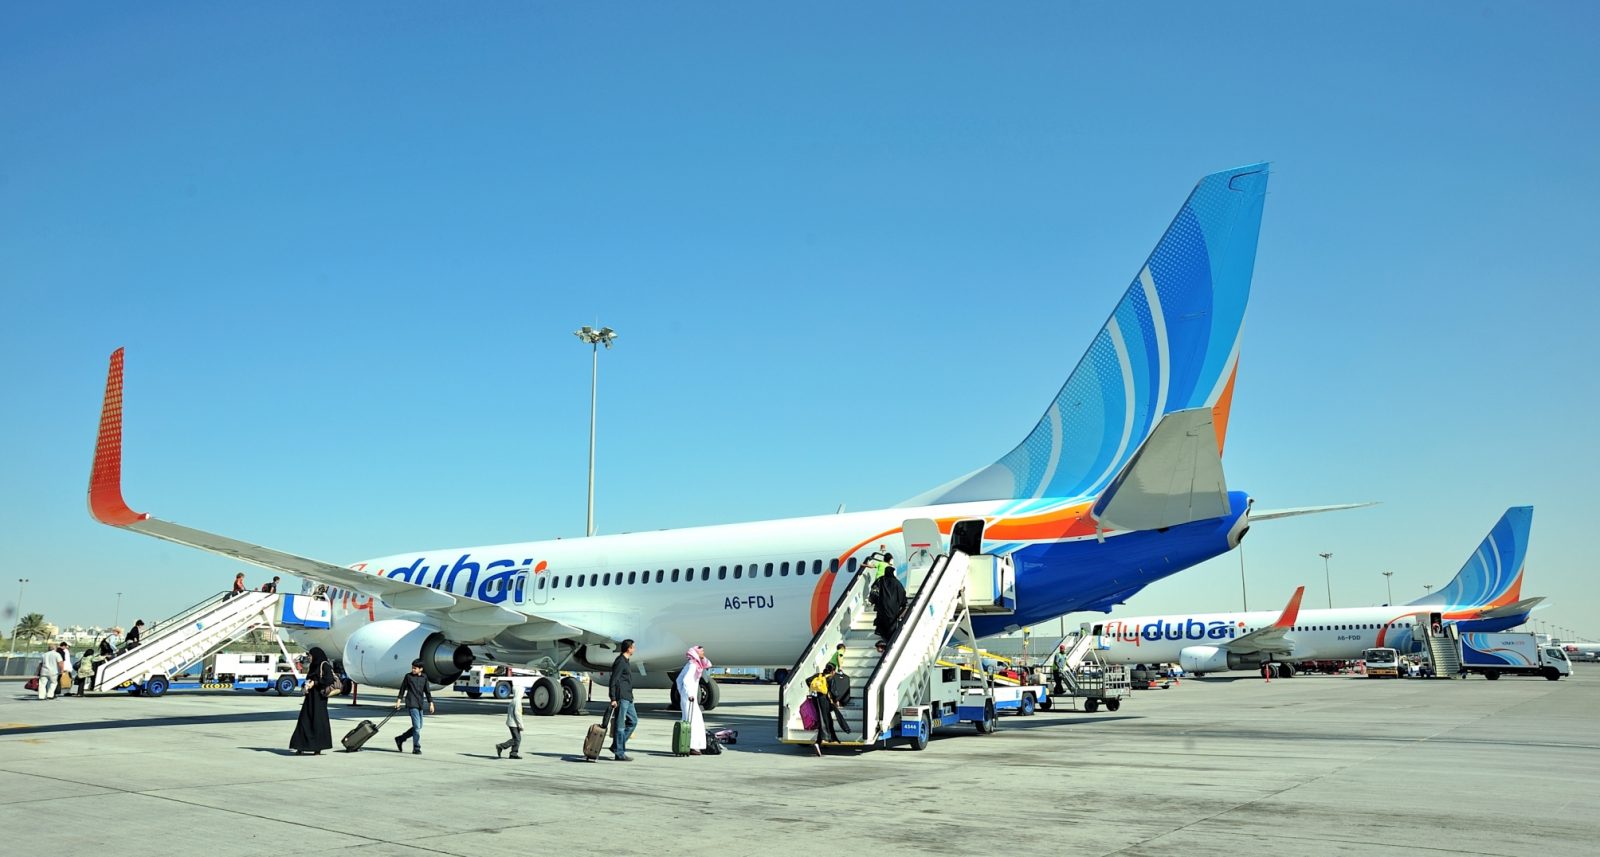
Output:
[777,558,881,735]
[860,551,970,743]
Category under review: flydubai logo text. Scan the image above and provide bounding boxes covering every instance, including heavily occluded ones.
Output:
[1104,618,1246,646]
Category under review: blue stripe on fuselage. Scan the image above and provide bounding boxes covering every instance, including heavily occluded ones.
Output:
[973,490,1248,636]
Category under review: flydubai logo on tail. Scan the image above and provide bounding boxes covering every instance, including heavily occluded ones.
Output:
[1104,618,1247,646]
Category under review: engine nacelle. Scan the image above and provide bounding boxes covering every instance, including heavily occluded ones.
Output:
[1180,645,1238,674]
[342,620,474,687]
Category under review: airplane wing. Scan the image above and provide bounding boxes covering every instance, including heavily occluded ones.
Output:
[87,349,601,645]
[1222,585,1305,655]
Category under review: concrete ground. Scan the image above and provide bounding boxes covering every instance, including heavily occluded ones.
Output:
[2,666,1596,856]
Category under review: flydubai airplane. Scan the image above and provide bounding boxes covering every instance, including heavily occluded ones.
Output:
[89,163,1344,713]
[1086,507,1543,676]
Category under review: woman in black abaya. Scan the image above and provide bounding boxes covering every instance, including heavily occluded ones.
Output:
[290,647,338,755]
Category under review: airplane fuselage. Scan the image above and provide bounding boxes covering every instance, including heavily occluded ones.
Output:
[290,492,1250,675]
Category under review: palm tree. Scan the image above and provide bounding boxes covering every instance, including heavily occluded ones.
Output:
[13,613,49,647]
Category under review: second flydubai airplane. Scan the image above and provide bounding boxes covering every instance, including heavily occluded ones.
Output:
[1087,507,1543,676]
[89,164,1340,710]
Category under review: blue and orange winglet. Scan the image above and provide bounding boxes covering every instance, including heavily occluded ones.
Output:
[88,348,149,526]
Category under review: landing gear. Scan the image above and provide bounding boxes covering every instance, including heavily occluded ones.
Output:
[560,675,588,714]
[529,675,562,716]
[699,676,720,712]
[1278,663,1295,678]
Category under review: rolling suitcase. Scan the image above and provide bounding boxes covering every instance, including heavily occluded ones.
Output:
[672,719,694,756]
[341,710,395,752]
[583,707,613,761]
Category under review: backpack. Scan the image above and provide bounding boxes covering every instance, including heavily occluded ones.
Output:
[703,730,723,755]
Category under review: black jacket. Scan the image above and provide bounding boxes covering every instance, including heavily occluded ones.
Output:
[609,655,633,702]
[397,673,432,709]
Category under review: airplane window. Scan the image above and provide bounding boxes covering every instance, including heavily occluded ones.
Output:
[829,558,840,574]
[628,571,638,585]
[722,567,731,580]
[814,559,823,575]
[702,567,711,580]
[536,577,546,590]
[671,569,680,582]
[589,573,598,587]
[765,563,775,578]
[601,573,610,586]
[576,575,585,588]
[655,570,664,583]
[779,562,789,577]
[847,557,858,574]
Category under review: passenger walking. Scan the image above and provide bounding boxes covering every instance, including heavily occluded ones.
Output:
[808,663,849,755]
[99,631,118,660]
[37,645,62,700]
[608,639,638,761]
[75,648,96,696]
[392,659,435,754]
[290,647,339,755]
[869,568,908,643]
[261,576,280,594]
[226,572,246,600]
[828,642,846,670]
[124,620,144,651]
[495,684,525,759]
[676,645,712,756]
[55,643,73,698]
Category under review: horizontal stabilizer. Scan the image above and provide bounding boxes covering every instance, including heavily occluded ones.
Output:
[1249,502,1378,521]
[1472,597,1545,621]
[1091,408,1229,532]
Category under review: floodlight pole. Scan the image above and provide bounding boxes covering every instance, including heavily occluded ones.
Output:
[1319,552,1334,609]
[5,578,27,662]
[1382,570,1393,605]
[574,326,617,538]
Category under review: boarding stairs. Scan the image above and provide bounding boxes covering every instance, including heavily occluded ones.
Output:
[92,591,290,693]
[1420,621,1462,678]
[779,522,1016,747]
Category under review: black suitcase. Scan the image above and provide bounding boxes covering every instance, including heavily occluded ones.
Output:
[828,671,851,706]
[342,710,396,752]
[583,707,613,761]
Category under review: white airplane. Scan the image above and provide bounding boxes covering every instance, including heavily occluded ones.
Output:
[88,164,1332,713]
[1086,507,1544,676]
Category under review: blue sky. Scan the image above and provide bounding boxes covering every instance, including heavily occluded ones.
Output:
[2,3,1596,640]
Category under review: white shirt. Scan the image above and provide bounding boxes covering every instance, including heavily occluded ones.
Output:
[57,650,74,672]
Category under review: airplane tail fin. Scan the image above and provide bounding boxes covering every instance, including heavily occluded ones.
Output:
[901,164,1269,507]
[1408,506,1534,608]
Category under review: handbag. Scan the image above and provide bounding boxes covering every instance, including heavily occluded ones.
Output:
[319,665,341,698]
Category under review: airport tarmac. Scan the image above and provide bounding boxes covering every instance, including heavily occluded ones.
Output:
[2,667,1596,857]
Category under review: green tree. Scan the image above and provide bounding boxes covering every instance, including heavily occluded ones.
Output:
[13,613,48,645]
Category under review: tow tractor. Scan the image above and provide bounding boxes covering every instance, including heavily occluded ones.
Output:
[454,666,544,700]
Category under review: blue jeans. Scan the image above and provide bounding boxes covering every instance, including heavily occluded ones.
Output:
[396,707,424,750]
[614,700,638,757]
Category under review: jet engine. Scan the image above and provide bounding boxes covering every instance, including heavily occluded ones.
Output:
[1179,645,1247,675]
[342,620,474,687]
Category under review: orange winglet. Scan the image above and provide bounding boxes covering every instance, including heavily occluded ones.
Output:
[88,348,149,526]
[1274,585,1306,629]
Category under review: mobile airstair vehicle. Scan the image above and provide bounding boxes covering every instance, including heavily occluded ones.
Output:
[87,592,328,697]
[778,519,1017,751]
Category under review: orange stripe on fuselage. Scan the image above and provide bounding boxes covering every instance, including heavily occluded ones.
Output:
[805,501,1103,632]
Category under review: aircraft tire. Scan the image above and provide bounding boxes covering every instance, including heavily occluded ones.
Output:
[560,675,588,714]
[529,675,561,716]
[699,676,720,712]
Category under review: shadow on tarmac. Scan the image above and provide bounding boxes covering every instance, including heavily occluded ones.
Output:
[0,708,300,736]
